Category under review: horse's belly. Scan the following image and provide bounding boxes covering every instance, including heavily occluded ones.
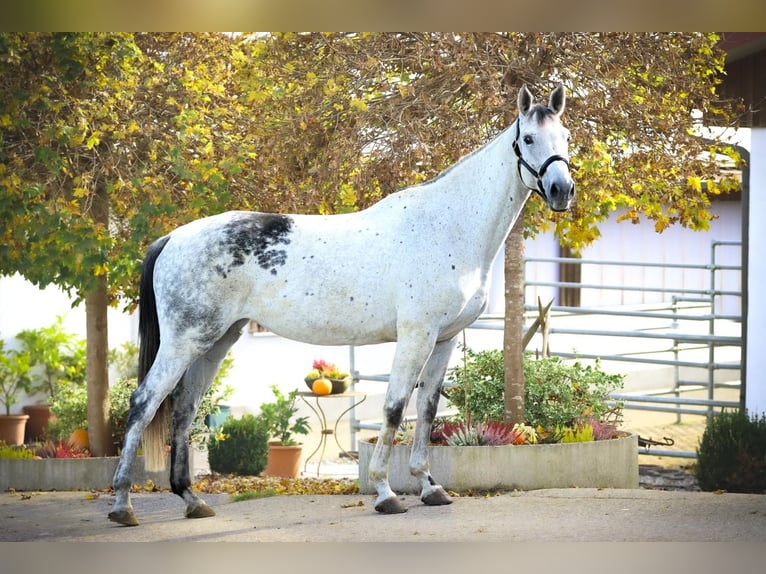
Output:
[246,280,398,346]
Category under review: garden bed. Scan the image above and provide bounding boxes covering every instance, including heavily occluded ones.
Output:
[0,455,170,491]
[357,433,639,494]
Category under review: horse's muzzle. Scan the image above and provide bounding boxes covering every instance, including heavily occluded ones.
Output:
[548,181,575,212]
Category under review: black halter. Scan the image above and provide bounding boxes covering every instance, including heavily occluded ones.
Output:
[511,117,570,202]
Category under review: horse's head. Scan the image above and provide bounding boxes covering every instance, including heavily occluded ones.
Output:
[513,84,575,212]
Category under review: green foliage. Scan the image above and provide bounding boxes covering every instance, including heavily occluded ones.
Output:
[445,347,506,424]
[47,380,88,441]
[207,414,269,476]
[445,349,624,440]
[557,423,595,443]
[108,342,139,380]
[0,443,36,459]
[695,410,766,494]
[231,489,278,502]
[258,385,311,446]
[0,339,31,415]
[14,316,86,400]
[524,356,624,431]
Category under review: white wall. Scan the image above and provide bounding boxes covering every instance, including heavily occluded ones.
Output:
[486,199,743,316]
[746,128,766,416]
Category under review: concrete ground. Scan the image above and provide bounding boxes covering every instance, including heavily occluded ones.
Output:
[3,381,762,546]
[1,487,765,542]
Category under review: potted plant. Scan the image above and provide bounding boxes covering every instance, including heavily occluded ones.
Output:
[15,317,86,441]
[358,348,638,494]
[259,385,311,478]
[0,340,32,445]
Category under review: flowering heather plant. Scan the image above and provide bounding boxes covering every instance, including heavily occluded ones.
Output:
[588,418,619,441]
[34,440,90,459]
[435,420,536,446]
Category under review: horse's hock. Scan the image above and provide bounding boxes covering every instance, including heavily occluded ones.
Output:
[358,433,639,494]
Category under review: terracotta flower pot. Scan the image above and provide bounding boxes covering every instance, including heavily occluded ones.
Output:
[23,404,54,442]
[0,414,30,446]
[264,442,302,478]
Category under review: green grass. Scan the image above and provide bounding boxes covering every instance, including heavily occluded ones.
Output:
[231,489,278,502]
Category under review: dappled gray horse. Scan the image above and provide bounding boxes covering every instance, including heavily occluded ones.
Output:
[109,84,574,525]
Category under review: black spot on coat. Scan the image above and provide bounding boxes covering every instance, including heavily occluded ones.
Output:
[216,213,293,277]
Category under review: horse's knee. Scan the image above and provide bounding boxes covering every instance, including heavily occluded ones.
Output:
[384,398,406,429]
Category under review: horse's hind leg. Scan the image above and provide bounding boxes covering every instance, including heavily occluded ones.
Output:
[170,320,246,519]
[410,336,457,507]
[109,352,191,526]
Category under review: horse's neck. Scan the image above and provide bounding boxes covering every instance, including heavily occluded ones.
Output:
[424,125,530,258]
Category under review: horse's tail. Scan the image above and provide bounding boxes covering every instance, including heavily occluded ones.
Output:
[138,235,171,473]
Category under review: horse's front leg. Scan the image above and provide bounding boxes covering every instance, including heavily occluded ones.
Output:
[410,336,456,507]
[369,328,437,514]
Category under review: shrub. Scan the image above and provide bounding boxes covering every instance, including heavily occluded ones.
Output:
[523,356,623,430]
[47,381,89,441]
[207,414,269,476]
[0,443,36,459]
[445,348,624,436]
[695,410,766,494]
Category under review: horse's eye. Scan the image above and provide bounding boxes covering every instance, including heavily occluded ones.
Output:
[523,135,533,145]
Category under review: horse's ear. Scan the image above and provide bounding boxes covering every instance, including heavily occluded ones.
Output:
[517,84,533,116]
[549,84,566,116]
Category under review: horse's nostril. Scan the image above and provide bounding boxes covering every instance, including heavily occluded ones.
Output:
[568,183,575,199]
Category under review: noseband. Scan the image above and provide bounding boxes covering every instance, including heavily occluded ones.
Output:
[511,117,570,202]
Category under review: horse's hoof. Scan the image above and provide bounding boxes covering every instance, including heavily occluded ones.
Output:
[421,486,453,506]
[108,509,140,527]
[186,501,216,519]
[374,496,408,514]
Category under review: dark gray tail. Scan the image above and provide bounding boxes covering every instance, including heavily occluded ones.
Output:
[137,235,171,472]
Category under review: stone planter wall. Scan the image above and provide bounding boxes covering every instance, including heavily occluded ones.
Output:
[358,433,638,494]
[0,455,170,491]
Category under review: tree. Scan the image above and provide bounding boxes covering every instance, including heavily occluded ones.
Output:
[0,33,265,454]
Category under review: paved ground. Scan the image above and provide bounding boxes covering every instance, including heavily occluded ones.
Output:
[3,387,763,546]
[1,487,765,542]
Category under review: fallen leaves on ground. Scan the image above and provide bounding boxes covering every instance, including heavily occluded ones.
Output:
[191,474,360,496]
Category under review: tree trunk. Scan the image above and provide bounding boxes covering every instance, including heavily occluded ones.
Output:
[85,182,113,457]
[86,282,113,456]
[503,216,526,425]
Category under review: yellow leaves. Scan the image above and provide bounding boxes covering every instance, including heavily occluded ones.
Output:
[687,176,702,193]
[349,97,367,112]
[191,474,359,496]
[85,133,101,149]
[338,183,358,207]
